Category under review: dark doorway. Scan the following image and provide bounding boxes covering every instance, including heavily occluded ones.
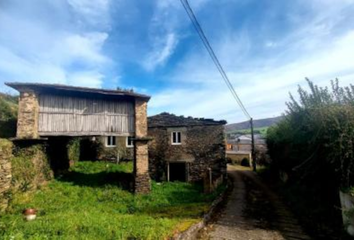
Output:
[169,162,187,182]
[47,137,70,174]
[80,138,99,161]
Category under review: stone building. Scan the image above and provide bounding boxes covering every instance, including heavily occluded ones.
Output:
[5,82,151,193]
[96,136,134,161]
[226,134,266,152]
[148,112,227,182]
[76,136,134,162]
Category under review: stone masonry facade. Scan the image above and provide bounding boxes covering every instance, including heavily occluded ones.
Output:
[187,125,227,181]
[134,99,151,194]
[17,91,39,139]
[0,139,13,212]
[148,113,227,183]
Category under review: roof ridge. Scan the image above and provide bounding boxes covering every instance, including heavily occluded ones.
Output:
[148,112,227,128]
[5,82,151,100]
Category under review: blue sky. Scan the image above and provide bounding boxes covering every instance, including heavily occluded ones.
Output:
[1,0,354,123]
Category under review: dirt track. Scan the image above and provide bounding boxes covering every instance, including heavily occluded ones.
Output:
[198,165,311,240]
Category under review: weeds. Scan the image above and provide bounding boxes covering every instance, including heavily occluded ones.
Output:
[1,161,221,239]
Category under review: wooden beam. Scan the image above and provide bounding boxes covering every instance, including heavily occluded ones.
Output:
[38,132,134,137]
[167,162,170,182]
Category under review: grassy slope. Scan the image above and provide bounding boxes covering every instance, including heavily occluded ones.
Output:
[225,116,283,133]
[0,93,18,120]
[0,93,18,138]
[228,127,268,137]
[1,162,223,240]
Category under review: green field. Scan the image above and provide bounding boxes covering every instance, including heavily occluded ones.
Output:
[227,127,268,137]
[1,161,223,240]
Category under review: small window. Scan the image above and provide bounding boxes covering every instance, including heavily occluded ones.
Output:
[126,136,134,148]
[171,131,182,145]
[106,136,116,147]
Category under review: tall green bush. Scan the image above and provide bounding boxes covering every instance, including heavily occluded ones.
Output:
[267,79,354,188]
[11,144,53,193]
[67,138,80,163]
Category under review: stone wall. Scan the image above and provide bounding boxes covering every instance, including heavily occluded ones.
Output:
[0,139,13,212]
[134,140,150,193]
[148,128,169,181]
[17,91,39,139]
[226,152,252,165]
[134,99,150,194]
[148,125,226,182]
[0,139,54,212]
[135,100,148,137]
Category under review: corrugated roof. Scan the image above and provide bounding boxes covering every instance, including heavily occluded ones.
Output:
[5,82,150,101]
[148,112,227,128]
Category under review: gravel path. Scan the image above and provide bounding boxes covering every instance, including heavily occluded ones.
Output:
[198,165,311,240]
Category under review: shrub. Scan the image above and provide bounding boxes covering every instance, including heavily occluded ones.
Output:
[267,79,354,188]
[0,95,18,138]
[67,138,80,163]
[241,157,250,167]
[11,144,53,193]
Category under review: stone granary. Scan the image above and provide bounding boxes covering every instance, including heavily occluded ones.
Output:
[5,82,151,193]
[148,112,227,183]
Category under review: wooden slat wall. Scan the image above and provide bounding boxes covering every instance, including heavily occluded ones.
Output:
[38,94,135,136]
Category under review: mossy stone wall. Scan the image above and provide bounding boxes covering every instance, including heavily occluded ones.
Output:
[0,139,13,211]
[11,142,53,194]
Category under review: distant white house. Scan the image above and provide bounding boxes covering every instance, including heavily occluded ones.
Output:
[226,134,266,152]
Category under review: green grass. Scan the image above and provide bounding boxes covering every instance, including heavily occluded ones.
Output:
[228,127,268,137]
[0,161,223,240]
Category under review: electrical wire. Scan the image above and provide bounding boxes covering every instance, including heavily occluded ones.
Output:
[180,0,251,120]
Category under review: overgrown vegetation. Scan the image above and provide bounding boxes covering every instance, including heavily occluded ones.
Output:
[268,79,354,188]
[0,93,18,138]
[266,79,354,238]
[67,138,80,164]
[1,161,224,239]
[11,144,53,194]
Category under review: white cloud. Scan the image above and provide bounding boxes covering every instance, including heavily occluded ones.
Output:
[149,24,354,122]
[0,0,113,92]
[1,0,353,124]
[265,41,277,48]
[143,33,178,71]
[67,71,104,88]
[140,0,184,72]
[67,0,111,28]
[135,0,211,72]
[59,33,109,64]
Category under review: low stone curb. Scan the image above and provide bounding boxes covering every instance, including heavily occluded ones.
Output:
[172,180,231,240]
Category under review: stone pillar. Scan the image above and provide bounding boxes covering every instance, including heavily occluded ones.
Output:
[0,139,13,212]
[135,99,148,137]
[134,99,151,194]
[17,91,39,139]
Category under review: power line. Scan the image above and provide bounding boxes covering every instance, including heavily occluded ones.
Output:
[180,0,251,120]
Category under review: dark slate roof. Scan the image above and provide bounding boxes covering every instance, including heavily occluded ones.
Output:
[5,82,150,101]
[148,112,227,128]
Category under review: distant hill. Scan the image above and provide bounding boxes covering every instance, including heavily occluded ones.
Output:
[225,116,284,132]
[0,93,18,120]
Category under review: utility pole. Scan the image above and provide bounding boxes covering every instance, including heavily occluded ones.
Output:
[250,118,256,172]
